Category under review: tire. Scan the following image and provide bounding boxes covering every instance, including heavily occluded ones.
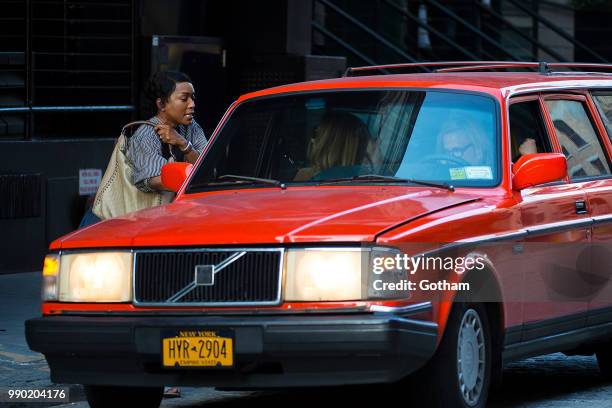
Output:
[597,346,612,380]
[84,385,163,408]
[410,303,492,408]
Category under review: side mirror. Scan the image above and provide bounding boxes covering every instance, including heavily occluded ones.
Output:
[161,162,193,192]
[512,153,567,191]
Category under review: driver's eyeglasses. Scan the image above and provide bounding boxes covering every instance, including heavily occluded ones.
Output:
[444,143,473,157]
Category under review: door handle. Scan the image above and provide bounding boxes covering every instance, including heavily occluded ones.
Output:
[575,200,588,214]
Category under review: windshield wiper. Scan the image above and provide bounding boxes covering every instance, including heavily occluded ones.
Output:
[217,174,285,188]
[187,174,286,191]
[318,174,455,192]
[402,178,455,192]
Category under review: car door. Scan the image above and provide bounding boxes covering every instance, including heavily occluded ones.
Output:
[583,91,612,326]
[512,95,590,342]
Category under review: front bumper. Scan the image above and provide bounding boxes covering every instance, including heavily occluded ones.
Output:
[26,309,438,388]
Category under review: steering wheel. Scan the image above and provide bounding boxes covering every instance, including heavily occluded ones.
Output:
[417,154,470,167]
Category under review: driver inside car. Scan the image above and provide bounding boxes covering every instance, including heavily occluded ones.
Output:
[438,117,492,166]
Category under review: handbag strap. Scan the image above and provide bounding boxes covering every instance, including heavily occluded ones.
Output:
[121,120,156,137]
[120,120,175,159]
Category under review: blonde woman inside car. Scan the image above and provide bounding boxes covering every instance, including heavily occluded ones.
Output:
[294,111,376,181]
[437,116,493,166]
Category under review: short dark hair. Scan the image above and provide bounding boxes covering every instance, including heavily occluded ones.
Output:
[144,71,192,115]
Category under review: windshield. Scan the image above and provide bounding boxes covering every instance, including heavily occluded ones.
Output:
[186,90,499,192]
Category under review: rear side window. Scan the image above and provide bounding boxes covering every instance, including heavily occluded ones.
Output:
[592,92,612,139]
[545,99,611,179]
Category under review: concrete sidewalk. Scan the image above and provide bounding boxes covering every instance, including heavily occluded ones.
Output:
[0,272,50,388]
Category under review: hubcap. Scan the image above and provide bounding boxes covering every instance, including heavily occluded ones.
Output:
[457,308,486,406]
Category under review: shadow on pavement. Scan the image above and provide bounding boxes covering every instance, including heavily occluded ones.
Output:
[489,354,609,407]
[164,355,610,408]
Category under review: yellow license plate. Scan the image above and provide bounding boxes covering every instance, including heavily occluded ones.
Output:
[162,330,234,368]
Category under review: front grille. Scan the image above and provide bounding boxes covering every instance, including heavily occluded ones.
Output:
[134,249,283,306]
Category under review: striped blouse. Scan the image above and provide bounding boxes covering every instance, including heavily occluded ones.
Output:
[127,116,207,193]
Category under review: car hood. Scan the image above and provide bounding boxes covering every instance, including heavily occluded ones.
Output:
[56,187,480,249]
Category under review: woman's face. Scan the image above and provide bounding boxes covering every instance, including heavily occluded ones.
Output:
[160,82,196,126]
[441,130,481,164]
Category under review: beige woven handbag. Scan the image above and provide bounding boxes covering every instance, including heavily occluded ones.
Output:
[92,121,174,220]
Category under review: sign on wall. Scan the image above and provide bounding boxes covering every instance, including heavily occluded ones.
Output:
[79,169,102,196]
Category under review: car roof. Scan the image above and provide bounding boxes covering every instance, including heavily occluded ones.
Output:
[239,71,612,101]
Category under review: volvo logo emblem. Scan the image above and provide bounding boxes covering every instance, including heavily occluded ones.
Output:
[195,265,215,286]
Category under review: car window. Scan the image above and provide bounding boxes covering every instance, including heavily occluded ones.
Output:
[545,99,611,179]
[395,92,498,185]
[509,100,551,162]
[185,90,499,192]
[592,92,612,141]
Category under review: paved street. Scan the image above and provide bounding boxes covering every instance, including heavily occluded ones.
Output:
[1,272,611,407]
[0,272,50,390]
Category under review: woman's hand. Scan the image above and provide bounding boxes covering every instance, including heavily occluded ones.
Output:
[519,138,538,155]
[155,124,188,150]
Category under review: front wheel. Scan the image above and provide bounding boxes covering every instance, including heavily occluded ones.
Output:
[84,385,163,408]
[410,303,492,408]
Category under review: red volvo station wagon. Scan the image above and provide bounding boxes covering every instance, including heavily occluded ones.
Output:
[26,62,612,408]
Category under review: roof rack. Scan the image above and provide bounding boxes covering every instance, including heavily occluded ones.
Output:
[343,61,612,77]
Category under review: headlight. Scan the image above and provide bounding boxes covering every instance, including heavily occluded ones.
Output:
[57,251,133,302]
[284,248,365,301]
[284,247,408,302]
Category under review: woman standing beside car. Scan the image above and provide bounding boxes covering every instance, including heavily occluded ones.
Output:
[79,70,207,228]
